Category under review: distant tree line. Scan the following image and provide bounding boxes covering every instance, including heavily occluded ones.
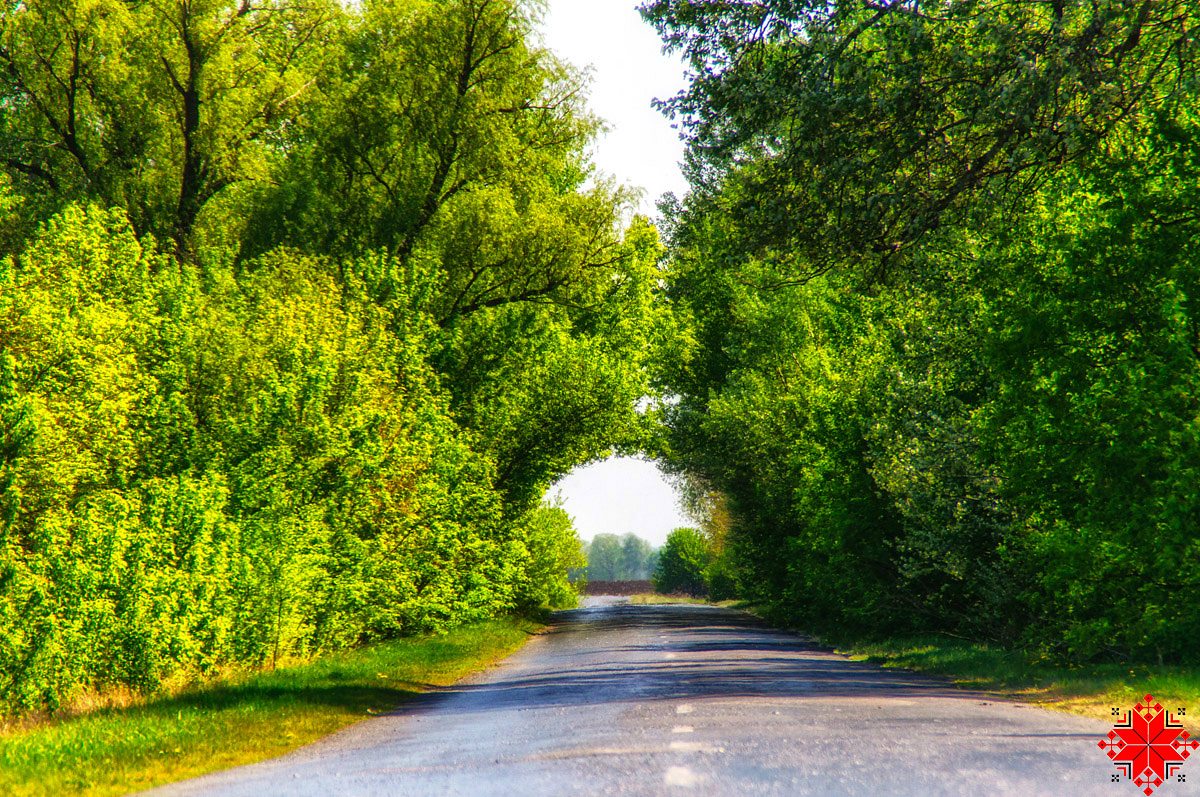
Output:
[584,533,658,581]
[584,528,729,599]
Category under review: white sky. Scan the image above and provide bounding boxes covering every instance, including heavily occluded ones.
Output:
[547,457,691,547]
[537,0,689,214]
[536,2,692,547]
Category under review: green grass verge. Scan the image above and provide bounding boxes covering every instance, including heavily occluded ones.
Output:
[0,617,541,797]
[830,634,1200,721]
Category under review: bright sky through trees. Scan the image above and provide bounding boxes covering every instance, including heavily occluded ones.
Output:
[538,2,691,545]
[549,458,690,547]
[538,0,688,214]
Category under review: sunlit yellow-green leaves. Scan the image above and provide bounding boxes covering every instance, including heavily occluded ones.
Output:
[0,0,676,720]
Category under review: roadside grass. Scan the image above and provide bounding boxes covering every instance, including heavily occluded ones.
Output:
[0,618,541,797]
[627,593,744,607]
[628,593,709,605]
[828,635,1200,723]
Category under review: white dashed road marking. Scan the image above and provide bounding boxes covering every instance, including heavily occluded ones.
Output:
[664,766,701,787]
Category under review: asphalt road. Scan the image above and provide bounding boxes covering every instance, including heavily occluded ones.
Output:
[150,598,1196,797]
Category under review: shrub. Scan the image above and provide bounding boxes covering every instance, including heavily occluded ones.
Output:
[653,528,712,597]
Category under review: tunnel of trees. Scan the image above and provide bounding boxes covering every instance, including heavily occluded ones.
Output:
[0,0,1197,717]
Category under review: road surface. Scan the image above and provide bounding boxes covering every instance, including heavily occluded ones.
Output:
[150,598,1192,796]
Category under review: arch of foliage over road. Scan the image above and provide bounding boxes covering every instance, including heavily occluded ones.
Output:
[0,0,1197,716]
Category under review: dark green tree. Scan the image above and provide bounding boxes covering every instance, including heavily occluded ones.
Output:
[646,0,1200,661]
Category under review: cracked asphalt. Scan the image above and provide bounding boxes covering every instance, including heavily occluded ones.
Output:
[148,597,1197,796]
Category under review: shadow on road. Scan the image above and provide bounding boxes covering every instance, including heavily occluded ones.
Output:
[406,604,980,716]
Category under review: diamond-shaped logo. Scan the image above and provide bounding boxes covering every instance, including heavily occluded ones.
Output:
[1100,694,1199,795]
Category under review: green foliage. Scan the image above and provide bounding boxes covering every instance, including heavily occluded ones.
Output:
[511,505,587,611]
[0,0,665,719]
[432,217,674,508]
[0,0,340,248]
[650,1,1200,663]
[0,207,501,710]
[642,0,1197,279]
[0,197,612,715]
[653,528,711,597]
[252,0,595,262]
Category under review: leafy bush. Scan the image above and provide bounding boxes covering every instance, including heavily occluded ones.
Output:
[512,505,587,611]
[653,528,712,597]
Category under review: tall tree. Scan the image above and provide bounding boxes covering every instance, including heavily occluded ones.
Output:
[643,0,1198,280]
[586,534,623,581]
[621,534,656,580]
[0,0,340,250]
